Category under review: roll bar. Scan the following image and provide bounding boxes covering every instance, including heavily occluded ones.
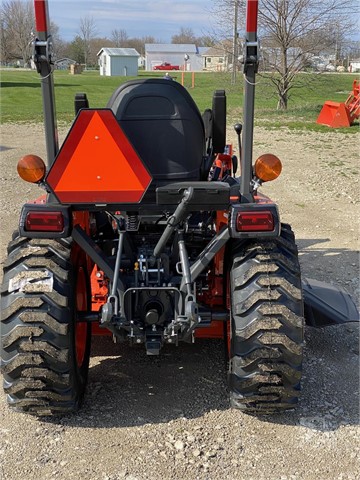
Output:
[33,0,58,167]
[33,0,260,197]
[240,0,259,202]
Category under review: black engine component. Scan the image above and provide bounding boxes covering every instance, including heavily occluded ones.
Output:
[74,92,89,115]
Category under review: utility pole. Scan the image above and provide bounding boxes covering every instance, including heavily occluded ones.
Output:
[333,21,341,67]
[231,0,238,84]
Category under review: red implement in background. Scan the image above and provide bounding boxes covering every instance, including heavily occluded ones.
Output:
[316,79,360,128]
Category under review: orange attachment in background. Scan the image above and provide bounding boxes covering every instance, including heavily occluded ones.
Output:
[316,101,351,128]
[316,79,360,128]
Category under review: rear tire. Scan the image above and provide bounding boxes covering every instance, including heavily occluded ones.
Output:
[1,232,91,415]
[228,224,304,413]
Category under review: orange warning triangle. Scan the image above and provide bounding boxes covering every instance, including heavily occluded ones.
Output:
[47,109,152,203]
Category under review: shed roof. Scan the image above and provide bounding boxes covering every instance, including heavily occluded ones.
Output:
[203,41,233,57]
[55,57,77,64]
[203,46,226,57]
[197,47,210,56]
[97,48,140,57]
[145,44,198,54]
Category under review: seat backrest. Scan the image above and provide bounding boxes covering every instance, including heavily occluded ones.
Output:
[107,79,206,184]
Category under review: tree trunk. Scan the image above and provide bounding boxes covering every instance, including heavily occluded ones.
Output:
[277,93,288,110]
[277,48,289,110]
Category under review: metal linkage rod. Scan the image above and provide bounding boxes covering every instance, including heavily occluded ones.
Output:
[153,187,194,258]
[178,231,192,297]
[179,227,230,293]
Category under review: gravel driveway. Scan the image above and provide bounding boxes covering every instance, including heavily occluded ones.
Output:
[0,123,359,480]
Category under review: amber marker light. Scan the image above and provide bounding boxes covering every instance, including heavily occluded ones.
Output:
[254,153,282,182]
[17,154,46,183]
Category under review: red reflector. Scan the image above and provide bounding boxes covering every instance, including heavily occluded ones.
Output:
[236,211,274,232]
[34,0,48,33]
[246,0,258,33]
[25,212,64,232]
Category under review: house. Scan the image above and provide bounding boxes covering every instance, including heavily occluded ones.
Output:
[202,45,228,72]
[138,55,145,69]
[54,58,77,70]
[97,48,140,76]
[145,44,203,71]
[202,41,233,72]
[349,59,360,72]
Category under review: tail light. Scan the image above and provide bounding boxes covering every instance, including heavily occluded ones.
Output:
[236,211,274,232]
[19,204,71,238]
[25,211,64,232]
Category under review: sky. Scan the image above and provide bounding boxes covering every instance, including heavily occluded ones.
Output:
[44,0,216,42]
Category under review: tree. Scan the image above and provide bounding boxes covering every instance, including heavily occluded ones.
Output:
[127,36,157,56]
[111,29,128,47]
[258,0,358,109]
[0,11,12,63]
[67,35,85,64]
[52,36,69,63]
[212,0,359,109]
[78,16,97,68]
[0,1,63,66]
[197,35,216,47]
[49,21,68,62]
[342,40,360,68]
[0,0,34,65]
[89,37,112,65]
[171,27,215,48]
[171,27,197,44]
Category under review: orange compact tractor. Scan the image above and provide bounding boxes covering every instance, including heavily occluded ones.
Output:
[1,0,358,416]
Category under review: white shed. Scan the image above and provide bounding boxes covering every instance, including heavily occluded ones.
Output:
[97,48,140,76]
[349,59,360,72]
[145,44,203,71]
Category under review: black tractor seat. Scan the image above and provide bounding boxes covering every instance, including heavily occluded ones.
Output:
[107,78,207,188]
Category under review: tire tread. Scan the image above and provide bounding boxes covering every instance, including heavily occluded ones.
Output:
[228,223,304,414]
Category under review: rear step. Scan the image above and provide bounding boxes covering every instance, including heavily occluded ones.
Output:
[303,278,359,327]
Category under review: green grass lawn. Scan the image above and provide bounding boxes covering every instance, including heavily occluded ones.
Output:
[0,69,359,133]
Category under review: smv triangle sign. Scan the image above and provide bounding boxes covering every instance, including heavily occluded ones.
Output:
[46,109,152,204]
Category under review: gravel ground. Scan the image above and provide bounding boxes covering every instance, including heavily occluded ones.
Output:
[0,122,359,480]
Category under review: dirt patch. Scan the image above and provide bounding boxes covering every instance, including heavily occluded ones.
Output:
[0,123,359,480]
